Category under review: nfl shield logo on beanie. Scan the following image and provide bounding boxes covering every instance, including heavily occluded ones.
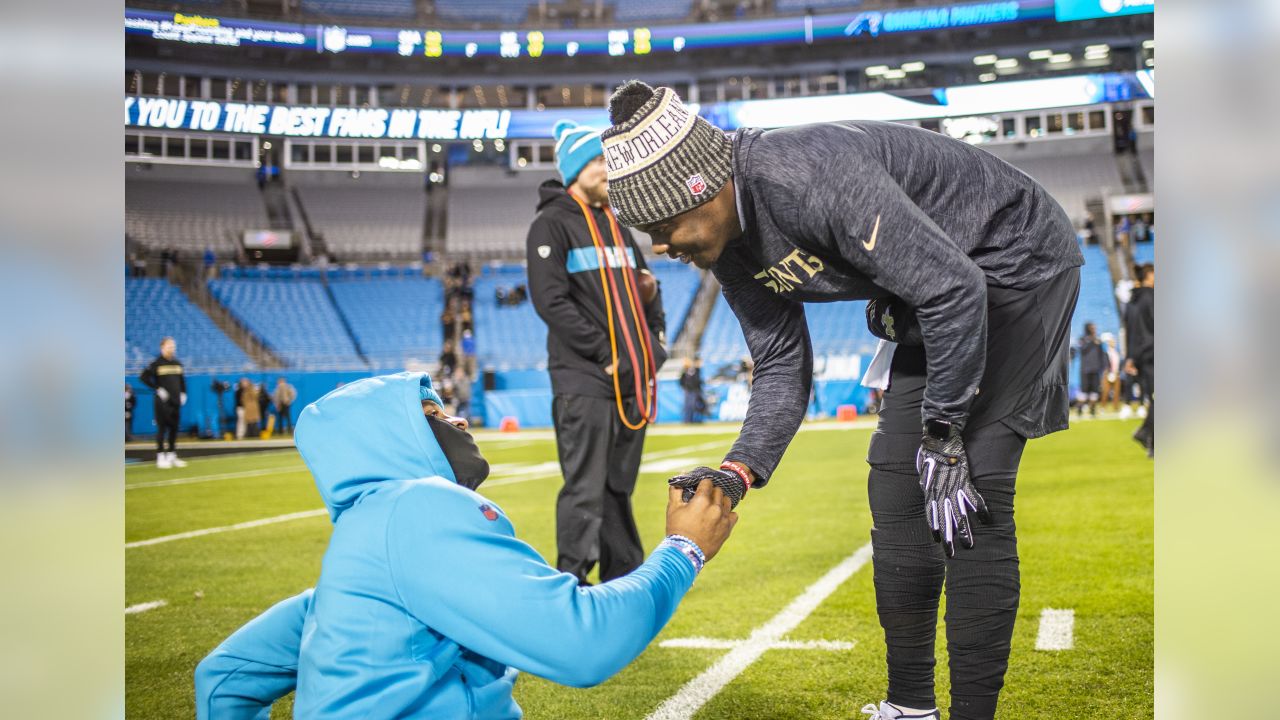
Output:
[686,174,707,196]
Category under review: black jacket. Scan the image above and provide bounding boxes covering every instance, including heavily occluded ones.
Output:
[1077,336,1107,375]
[139,356,185,406]
[527,180,667,399]
[1125,286,1154,367]
[712,122,1083,482]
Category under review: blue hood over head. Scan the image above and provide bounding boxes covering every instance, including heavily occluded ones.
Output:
[295,372,455,521]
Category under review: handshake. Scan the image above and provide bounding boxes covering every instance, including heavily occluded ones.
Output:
[661,464,750,568]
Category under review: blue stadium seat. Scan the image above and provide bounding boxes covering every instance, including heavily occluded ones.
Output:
[700,293,874,368]
[473,266,547,370]
[126,278,254,373]
[208,278,363,369]
[328,278,447,370]
[647,260,700,341]
[614,0,692,22]
[433,0,529,24]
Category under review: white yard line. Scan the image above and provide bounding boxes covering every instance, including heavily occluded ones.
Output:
[646,542,874,720]
[1035,608,1075,651]
[659,637,855,651]
[126,467,307,490]
[125,509,328,549]
[125,600,168,615]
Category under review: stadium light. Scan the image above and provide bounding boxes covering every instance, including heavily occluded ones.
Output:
[865,65,890,76]
[1145,58,1155,67]
[994,58,1019,69]
[517,157,527,167]
[883,69,907,80]
[1028,49,1054,60]
[901,61,926,72]
[1142,39,1155,49]
[494,139,506,151]
[1049,53,1072,64]
[1085,44,1110,54]
[973,54,998,65]
[979,73,997,83]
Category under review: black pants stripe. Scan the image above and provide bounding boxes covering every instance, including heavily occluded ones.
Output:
[552,394,646,583]
[868,268,1079,719]
[154,401,179,453]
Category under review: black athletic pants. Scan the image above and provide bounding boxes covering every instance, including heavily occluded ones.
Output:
[1136,359,1154,450]
[552,393,646,583]
[868,268,1079,720]
[155,401,180,453]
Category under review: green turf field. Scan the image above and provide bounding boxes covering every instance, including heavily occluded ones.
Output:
[125,418,1152,719]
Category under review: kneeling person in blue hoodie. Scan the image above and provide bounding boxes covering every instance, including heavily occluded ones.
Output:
[195,372,736,719]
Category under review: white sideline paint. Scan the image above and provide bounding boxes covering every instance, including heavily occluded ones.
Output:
[125,600,168,615]
[660,637,855,651]
[639,458,703,474]
[646,542,874,720]
[126,466,306,490]
[126,509,329,549]
[1035,608,1075,651]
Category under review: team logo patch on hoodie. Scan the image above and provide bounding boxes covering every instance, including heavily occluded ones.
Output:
[478,504,500,521]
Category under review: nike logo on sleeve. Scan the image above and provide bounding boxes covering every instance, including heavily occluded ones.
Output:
[862,214,881,251]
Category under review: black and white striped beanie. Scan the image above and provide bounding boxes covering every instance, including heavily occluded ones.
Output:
[601,81,733,228]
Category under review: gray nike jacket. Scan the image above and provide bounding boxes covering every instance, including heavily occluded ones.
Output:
[713,121,1084,484]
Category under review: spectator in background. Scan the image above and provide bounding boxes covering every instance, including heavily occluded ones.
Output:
[273,378,297,435]
[439,340,458,377]
[1125,263,1155,456]
[441,302,458,344]
[1132,214,1150,245]
[139,337,187,468]
[1075,322,1106,418]
[460,329,477,377]
[241,379,262,439]
[258,382,272,434]
[235,378,246,439]
[680,357,704,424]
[453,367,473,421]
[526,119,668,585]
[1099,332,1122,413]
[125,383,137,441]
[203,245,216,281]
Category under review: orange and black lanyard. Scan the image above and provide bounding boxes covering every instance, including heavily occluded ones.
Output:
[568,191,658,430]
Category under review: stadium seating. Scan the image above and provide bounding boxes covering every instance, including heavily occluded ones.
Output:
[1139,148,1154,189]
[472,265,547,370]
[775,0,862,12]
[445,167,545,256]
[700,293,875,368]
[614,0,692,22]
[433,0,530,24]
[1073,243,1121,342]
[126,169,269,255]
[126,278,254,373]
[328,277,447,370]
[646,260,701,341]
[1005,153,1124,225]
[293,173,426,260]
[301,0,416,18]
[209,278,363,369]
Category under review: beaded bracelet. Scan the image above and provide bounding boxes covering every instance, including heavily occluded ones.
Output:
[662,534,706,574]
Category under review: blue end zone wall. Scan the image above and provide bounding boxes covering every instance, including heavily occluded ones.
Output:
[126,368,873,437]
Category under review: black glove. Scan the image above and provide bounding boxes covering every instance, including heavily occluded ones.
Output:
[866,297,923,346]
[668,466,747,510]
[917,420,991,557]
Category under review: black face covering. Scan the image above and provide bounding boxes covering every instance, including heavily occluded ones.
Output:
[426,416,490,490]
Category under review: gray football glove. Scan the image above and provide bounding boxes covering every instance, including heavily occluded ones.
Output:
[668,466,747,510]
[918,421,991,557]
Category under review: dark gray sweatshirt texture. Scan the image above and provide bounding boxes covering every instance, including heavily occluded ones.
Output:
[714,121,1084,483]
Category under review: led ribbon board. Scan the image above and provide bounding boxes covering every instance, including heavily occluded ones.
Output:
[1054,0,1154,22]
[125,72,1151,140]
[125,0,1054,58]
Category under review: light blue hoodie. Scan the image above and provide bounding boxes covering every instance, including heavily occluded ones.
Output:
[195,372,697,719]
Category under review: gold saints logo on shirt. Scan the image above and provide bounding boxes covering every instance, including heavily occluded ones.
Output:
[753,249,826,294]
